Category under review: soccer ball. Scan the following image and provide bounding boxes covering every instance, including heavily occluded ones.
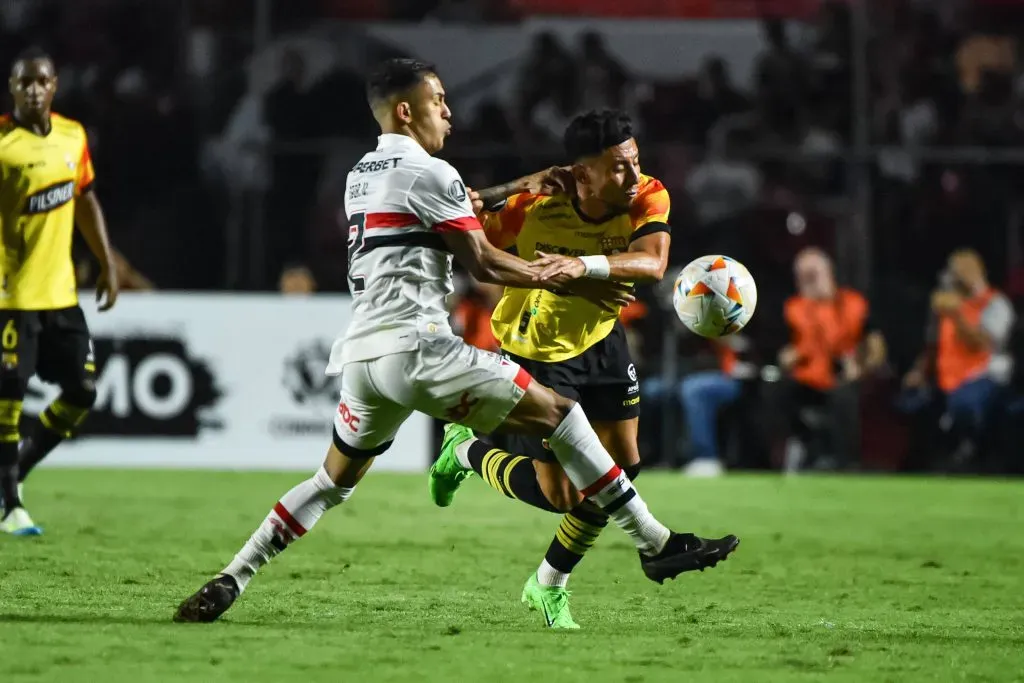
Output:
[672,255,757,338]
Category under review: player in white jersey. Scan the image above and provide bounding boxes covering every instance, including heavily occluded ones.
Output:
[174,59,738,623]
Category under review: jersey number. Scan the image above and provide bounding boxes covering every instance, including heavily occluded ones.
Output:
[347,212,366,295]
[2,320,18,350]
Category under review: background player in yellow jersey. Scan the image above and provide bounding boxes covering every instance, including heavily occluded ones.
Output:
[430,110,738,628]
[0,48,119,535]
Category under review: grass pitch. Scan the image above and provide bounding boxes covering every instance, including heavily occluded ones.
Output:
[1,470,1023,682]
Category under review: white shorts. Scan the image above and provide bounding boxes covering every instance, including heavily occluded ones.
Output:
[332,335,532,456]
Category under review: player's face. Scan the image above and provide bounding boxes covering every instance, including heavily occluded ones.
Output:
[9,59,57,115]
[407,74,452,154]
[584,138,641,210]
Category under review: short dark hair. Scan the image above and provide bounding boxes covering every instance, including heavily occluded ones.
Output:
[366,58,436,107]
[563,109,633,161]
[12,46,53,71]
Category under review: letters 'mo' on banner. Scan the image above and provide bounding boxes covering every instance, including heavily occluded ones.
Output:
[28,294,431,472]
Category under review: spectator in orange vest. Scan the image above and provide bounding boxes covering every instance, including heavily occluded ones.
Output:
[779,248,886,471]
[903,249,1015,463]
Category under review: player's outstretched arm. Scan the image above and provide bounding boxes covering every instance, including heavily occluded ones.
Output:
[532,231,671,284]
[74,190,119,311]
[473,166,574,209]
[441,229,634,312]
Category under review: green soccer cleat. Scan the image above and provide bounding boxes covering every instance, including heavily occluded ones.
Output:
[428,423,475,507]
[521,573,580,630]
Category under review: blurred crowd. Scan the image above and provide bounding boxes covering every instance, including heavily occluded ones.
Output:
[5,0,1024,474]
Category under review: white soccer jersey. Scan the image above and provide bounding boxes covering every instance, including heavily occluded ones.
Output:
[327,133,479,372]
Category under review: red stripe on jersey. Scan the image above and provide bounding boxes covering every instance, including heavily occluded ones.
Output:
[434,216,481,233]
[513,366,532,391]
[366,212,420,229]
[580,465,623,497]
[273,502,307,537]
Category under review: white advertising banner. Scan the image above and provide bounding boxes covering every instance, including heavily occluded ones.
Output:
[26,293,432,472]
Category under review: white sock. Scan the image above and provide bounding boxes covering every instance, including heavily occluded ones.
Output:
[547,404,670,555]
[536,559,570,589]
[453,438,474,469]
[222,467,354,590]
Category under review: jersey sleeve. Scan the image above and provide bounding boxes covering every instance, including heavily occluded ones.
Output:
[629,177,671,242]
[407,160,480,233]
[482,193,537,250]
[76,128,96,195]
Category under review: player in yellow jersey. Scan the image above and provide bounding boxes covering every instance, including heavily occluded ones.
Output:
[0,48,120,535]
[430,110,738,628]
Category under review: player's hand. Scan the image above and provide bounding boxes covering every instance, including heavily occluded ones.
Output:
[558,278,635,312]
[521,166,574,196]
[466,187,485,216]
[530,251,586,281]
[96,264,119,311]
[931,290,961,315]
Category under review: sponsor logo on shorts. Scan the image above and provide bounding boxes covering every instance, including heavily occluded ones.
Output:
[1,352,17,370]
[627,363,637,382]
[627,382,639,395]
[337,402,361,433]
[445,391,479,422]
[623,396,640,407]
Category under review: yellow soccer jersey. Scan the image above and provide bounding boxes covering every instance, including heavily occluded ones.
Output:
[485,174,670,363]
[0,113,95,310]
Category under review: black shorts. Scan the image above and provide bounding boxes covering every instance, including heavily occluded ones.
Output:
[497,322,639,462]
[0,306,95,394]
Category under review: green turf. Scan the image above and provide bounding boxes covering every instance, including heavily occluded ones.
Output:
[2,470,1023,682]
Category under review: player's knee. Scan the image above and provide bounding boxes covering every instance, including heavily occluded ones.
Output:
[508,383,576,437]
[61,382,97,410]
[538,392,575,435]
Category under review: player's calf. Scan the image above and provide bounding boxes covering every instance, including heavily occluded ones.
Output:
[174,435,375,623]
[0,395,25,517]
[18,382,96,484]
[500,385,670,558]
[501,383,742,581]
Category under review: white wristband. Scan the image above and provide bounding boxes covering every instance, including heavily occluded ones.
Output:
[578,255,610,279]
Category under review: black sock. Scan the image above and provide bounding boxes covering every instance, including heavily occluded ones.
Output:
[18,398,89,483]
[466,439,560,513]
[17,424,62,483]
[0,398,22,513]
[542,463,641,573]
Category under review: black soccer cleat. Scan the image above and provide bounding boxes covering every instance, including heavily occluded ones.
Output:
[173,575,241,623]
[640,532,740,584]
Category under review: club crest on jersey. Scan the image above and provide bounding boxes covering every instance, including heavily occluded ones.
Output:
[600,236,628,255]
[448,179,467,202]
[24,180,75,215]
